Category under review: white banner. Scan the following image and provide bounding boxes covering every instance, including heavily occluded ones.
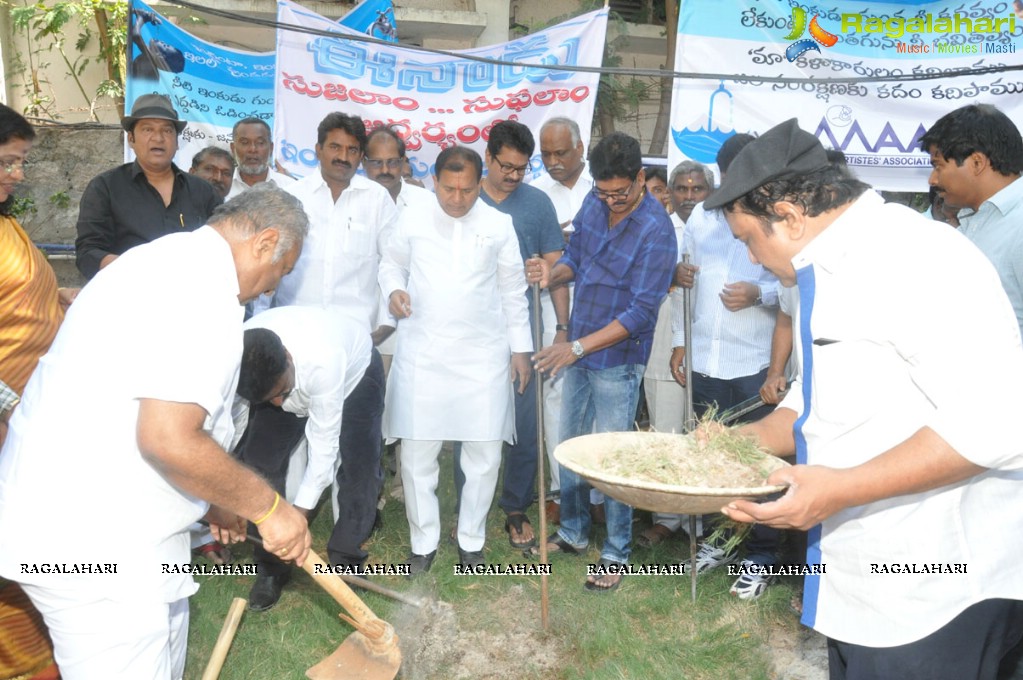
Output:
[668,0,1023,191]
[274,0,608,186]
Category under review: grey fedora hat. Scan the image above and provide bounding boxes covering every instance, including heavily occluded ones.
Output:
[121,93,186,133]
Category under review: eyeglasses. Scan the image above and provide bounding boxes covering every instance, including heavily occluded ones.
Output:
[592,178,637,202]
[1,159,30,175]
[493,155,528,176]
[364,158,403,170]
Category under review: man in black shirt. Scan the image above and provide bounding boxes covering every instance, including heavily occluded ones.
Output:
[75,94,221,279]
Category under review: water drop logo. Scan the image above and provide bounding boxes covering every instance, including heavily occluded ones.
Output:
[783,7,839,61]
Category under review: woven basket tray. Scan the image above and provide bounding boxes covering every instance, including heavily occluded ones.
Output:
[554,431,789,514]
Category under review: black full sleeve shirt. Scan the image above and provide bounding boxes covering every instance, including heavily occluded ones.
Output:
[74,161,222,279]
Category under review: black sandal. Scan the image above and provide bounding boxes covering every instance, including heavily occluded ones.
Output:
[544,532,583,555]
[584,558,625,593]
[504,512,537,550]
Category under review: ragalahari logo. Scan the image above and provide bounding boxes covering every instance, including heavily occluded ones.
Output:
[783,7,839,61]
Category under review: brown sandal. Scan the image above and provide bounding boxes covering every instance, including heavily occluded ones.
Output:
[635,524,674,549]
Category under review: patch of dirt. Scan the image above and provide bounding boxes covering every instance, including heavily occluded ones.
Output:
[393,585,565,680]
[766,620,828,680]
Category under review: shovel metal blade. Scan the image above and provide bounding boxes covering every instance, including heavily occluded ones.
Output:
[305,631,402,680]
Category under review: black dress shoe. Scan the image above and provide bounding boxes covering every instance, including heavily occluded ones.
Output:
[405,550,436,578]
[248,572,291,612]
[457,546,485,568]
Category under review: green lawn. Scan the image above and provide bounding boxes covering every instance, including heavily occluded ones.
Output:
[183,451,808,679]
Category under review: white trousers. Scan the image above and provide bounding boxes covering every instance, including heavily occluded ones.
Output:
[542,374,563,494]
[22,584,188,680]
[401,439,501,554]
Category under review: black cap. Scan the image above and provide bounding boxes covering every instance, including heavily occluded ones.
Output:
[704,119,829,210]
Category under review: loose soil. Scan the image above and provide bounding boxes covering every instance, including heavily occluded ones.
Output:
[393,585,565,680]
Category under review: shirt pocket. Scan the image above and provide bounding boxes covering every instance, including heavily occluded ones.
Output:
[471,235,496,273]
[809,339,879,427]
[344,220,376,258]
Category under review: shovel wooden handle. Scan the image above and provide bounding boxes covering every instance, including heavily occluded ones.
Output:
[201,597,247,680]
[300,549,384,633]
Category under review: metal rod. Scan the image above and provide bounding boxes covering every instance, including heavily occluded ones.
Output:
[531,254,550,632]
[682,253,697,602]
[681,253,696,432]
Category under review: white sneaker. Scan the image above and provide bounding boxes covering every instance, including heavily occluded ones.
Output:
[683,542,737,575]
[729,559,775,600]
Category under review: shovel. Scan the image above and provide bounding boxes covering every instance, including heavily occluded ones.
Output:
[203,522,402,679]
[299,547,402,680]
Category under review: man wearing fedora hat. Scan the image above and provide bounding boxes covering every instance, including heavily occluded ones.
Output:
[75,93,221,280]
[709,118,1023,678]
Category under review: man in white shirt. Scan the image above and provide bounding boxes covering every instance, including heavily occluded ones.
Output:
[267,112,398,598]
[635,160,711,550]
[530,117,594,520]
[235,306,377,611]
[670,135,782,600]
[712,119,1023,679]
[0,184,311,679]
[921,104,1023,337]
[225,117,296,200]
[380,146,532,574]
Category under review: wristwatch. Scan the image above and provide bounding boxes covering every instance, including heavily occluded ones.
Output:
[555,323,569,332]
[0,396,19,424]
[571,340,585,359]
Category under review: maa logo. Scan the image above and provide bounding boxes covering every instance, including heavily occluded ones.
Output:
[814,117,926,154]
[783,7,839,61]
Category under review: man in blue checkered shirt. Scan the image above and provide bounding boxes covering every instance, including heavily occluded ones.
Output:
[528,132,676,593]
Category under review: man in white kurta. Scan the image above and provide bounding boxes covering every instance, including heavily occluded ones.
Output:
[0,185,311,679]
[379,146,532,572]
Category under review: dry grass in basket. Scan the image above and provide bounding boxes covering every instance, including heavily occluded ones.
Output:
[601,409,777,489]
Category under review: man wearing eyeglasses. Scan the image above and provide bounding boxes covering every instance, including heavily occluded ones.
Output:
[243,112,398,611]
[226,117,295,200]
[363,126,434,209]
[527,132,676,593]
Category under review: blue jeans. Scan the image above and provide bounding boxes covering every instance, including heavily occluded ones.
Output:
[557,363,644,565]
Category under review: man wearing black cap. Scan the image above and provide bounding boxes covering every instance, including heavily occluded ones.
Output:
[75,93,222,279]
[709,118,1023,678]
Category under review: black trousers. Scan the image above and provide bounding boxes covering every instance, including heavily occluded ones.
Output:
[240,349,385,575]
[828,599,1023,680]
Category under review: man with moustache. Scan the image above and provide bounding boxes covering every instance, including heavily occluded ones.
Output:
[451,120,566,550]
[190,146,235,200]
[921,104,1023,337]
[530,117,594,523]
[75,94,221,279]
[225,117,295,200]
[246,112,396,608]
[671,160,713,224]
[528,132,677,593]
[363,126,434,210]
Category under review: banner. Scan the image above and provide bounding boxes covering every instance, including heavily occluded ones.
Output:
[668,0,1023,191]
[274,0,608,186]
[124,0,398,167]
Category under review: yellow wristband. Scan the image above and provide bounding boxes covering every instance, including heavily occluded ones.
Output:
[253,492,280,525]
